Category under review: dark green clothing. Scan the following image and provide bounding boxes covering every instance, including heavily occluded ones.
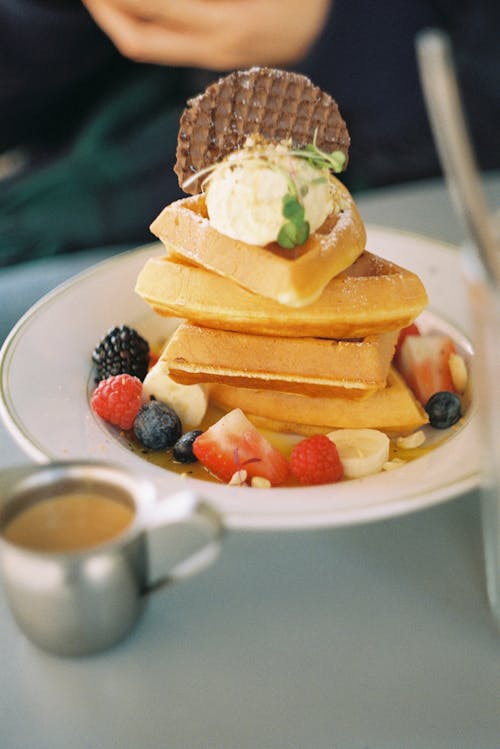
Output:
[0,68,187,264]
[1,0,212,265]
[1,0,498,266]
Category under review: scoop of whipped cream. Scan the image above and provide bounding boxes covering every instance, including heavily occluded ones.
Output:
[204,143,333,247]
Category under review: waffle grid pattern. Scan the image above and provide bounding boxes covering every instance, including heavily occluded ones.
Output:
[175,68,350,193]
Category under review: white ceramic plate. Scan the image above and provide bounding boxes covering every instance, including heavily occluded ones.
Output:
[0,227,479,529]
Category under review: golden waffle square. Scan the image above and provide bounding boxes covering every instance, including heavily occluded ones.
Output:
[209,368,429,435]
[149,181,366,307]
[161,322,398,398]
[135,250,428,339]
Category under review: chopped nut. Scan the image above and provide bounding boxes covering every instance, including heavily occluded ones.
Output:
[396,430,426,449]
[383,458,407,471]
[250,476,271,489]
[449,352,468,393]
[228,469,247,486]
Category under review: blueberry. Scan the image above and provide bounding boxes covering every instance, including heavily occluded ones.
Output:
[173,430,203,463]
[134,401,182,450]
[425,391,462,429]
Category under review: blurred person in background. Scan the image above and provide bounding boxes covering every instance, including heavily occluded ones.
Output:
[0,0,498,266]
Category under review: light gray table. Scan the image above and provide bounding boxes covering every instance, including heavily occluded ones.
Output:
[1,176,499,749]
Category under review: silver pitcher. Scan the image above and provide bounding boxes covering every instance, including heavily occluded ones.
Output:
[0,461,223,656]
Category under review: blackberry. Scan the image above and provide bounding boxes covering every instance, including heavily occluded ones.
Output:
[173,430,203,464]
[92,325,149,383]
[134,401,182,450]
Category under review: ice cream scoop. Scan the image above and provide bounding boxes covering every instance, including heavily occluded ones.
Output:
[205,145,334,247]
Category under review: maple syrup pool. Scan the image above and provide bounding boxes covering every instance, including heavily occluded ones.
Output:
[123,403,450,488]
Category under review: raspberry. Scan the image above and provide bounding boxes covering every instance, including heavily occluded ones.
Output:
[91,374,143,430]
[290,434,343,485]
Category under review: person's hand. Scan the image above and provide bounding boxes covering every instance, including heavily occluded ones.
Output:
[81,0,331,69]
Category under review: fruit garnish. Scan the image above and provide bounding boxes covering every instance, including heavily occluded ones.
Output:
[326,429,390,479]
[91,374,143,430]
[173,430,203,464]
[192,408,289,486]
[396,333,456,405]
[425,391,462,429]
[394,322,421,362]
[290,434,343,485]
[142,359,207,428]
[448,352,468,393]
[134,401,182,450]
[92,325,150,383]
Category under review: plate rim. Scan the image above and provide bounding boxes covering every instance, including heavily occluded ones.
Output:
[0,228,480,529]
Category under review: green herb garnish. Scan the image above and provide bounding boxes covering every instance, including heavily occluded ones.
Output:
[291,129,347,174]
[277,192,310,249]
[276,130,345,249]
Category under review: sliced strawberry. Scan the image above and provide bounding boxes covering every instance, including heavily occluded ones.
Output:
[394,322,421,362]
[396,334,456,405]
[193,408,289,486]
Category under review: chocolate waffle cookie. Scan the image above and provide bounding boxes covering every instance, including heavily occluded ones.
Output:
[175,67,350,194]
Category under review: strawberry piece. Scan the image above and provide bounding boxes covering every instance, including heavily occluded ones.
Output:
[290,435,343,485]
[394,322,421,362]
[192,408,289,486]
[396,333,456,405]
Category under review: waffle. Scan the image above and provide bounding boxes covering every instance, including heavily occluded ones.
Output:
[141,67,429,445]
[149,181,366,307]
[175,67,350,194]
[209,368,429,435]
[161,322,398,398]
[136,250,428,338]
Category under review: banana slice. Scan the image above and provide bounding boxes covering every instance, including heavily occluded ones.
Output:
[142,360,208,428]
[326,428,390,479]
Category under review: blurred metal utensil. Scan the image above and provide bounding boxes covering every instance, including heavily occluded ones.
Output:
[417,28,500,628]
[416,28,500,282]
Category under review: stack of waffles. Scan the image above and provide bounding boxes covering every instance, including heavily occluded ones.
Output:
[135,68,429,436]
